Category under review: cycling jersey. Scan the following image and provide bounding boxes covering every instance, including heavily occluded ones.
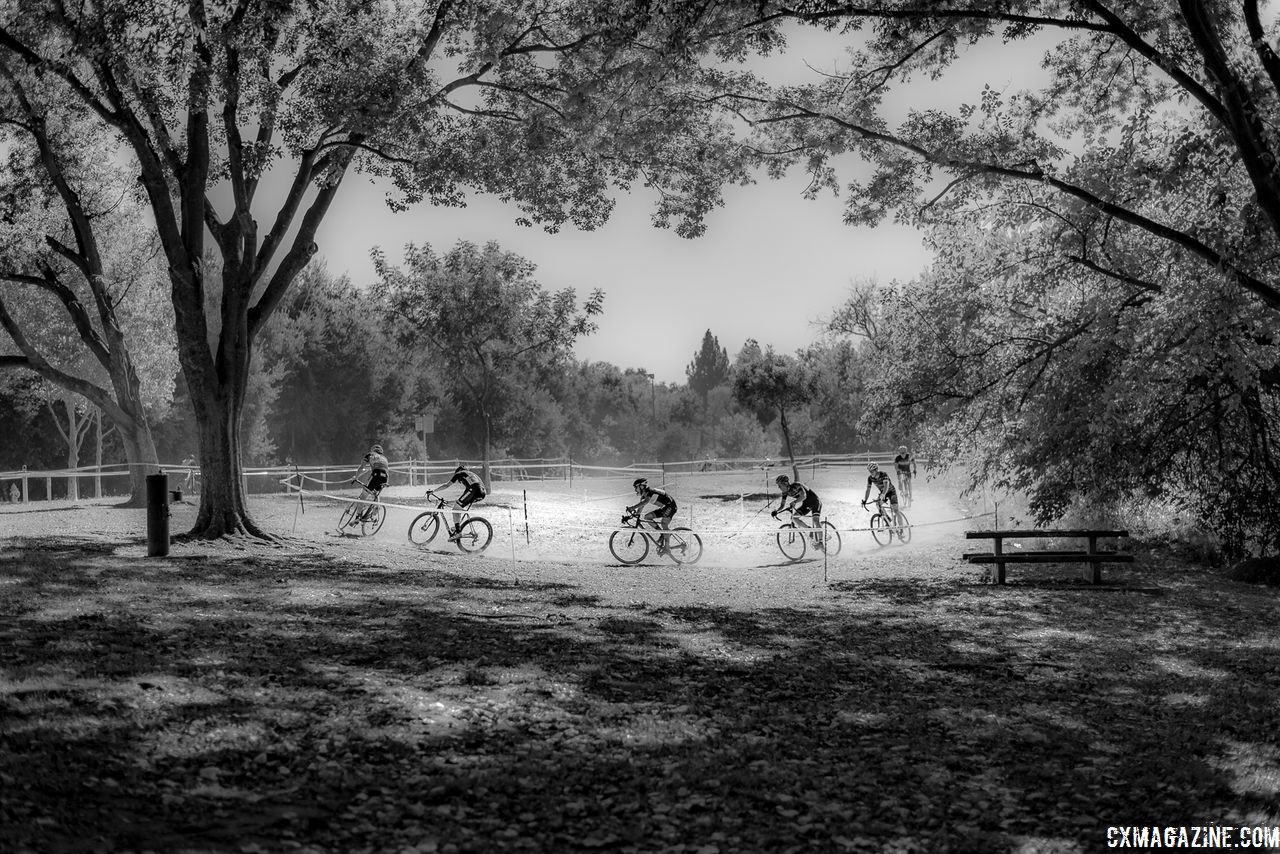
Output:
[363,451,389,473]
[781,482,822,515]
[868,470,897,497]
[894,453,914,474]
[643,487,675,508]
[450,469,484,491]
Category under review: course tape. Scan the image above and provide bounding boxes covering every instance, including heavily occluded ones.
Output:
[286,486,991,537]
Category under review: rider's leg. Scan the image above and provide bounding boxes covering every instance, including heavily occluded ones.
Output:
[810,513,825,548]
[644,510,668,551]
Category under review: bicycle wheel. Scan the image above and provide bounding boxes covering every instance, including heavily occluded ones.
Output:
[870,514,893,547]
[454,517,493,553]
[362,504,386,536]
[608,529,649,564]
[777,524,806,561]
[895,511,912,544]
[408,511,441,546]
[820,520,842,556]
[665,527,703,565]
[338,503,359,533]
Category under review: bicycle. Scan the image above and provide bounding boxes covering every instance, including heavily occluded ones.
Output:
[864,498,911,546]
[609,513,703,565]
[407,490,493,554]
[774,507,842,562]
[896,470,914,508]
[338,477,386,537]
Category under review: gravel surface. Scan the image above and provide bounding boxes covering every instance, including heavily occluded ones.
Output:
[0,479,983,611]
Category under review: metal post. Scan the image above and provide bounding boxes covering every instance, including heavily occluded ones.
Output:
[146,473,170,557]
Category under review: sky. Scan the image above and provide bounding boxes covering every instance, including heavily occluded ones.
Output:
[314,170,926,385]
[307,27,1037,385]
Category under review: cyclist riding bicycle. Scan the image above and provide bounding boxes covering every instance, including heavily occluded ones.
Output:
[861,462,903,528]
[348,443,388,524]
[893,445,917,505]
[627,477,677,554]
[772,474,825,551]
[430,464,488,540]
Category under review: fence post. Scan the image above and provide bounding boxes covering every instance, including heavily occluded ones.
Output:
[322,467,328,493]
[21,465,28,503]
[45,475,52,501]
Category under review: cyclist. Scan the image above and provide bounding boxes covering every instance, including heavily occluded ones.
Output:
[893,445,917,507]
[348,444,389,524]
[430,464,488,540]
[861,462,904,536]
[627,477,677,554]
[771,474,825,551]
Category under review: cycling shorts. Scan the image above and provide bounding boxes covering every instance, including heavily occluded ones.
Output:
[795,494,821,516]
[645,502,677,522]
[367,470,388,493]
[458,485,485,508]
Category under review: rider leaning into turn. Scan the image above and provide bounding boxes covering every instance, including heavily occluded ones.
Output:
[348,443,389,523]
[627,477,677,554]
[861,462,904,528]
[430,464,488,540]
[772,473,826,551]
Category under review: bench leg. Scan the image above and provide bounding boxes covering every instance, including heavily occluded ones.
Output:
[1086,535,1101,583]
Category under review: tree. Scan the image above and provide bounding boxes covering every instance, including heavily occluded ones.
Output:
[686,330,731,406]
[847,203,1280,555]
[0,0,753,537]
[722,2,1280,314]
[731,340,814,478]
[0,115,177,505]
[257,263,401,465]
[702,2,1280,548]
[375,240,603,486]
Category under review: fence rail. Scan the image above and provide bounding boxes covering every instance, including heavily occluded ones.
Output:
[0,452,915,504]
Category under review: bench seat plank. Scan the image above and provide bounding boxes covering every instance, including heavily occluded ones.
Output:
[962,553,1133,564]
[965,529,1128,539]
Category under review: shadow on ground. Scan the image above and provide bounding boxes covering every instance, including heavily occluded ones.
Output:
[1,539,1277,853]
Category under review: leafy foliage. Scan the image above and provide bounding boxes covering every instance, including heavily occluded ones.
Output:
[375,240,604,474]
[731,340,814,476]
[0,0,757,535]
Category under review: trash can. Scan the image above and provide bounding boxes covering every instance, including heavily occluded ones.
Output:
[146,473,170,557]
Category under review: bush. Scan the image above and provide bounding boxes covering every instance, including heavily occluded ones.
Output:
[1225,556,1280,586]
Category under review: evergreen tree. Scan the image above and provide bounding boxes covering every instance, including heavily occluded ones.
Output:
[686,330,730,406]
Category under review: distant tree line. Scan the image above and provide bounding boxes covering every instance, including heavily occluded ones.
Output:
[141,243,892,473]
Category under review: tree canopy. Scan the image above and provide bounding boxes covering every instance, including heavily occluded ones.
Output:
[0,0,757,536]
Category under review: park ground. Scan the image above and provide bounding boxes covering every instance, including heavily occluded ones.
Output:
[1,473,1278,853]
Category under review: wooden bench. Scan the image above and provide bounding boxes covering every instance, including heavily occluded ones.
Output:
[964,529,1133,585]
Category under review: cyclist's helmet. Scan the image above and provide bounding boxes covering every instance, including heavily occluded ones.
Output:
[371,444,383,454]
[867,462,879,473]
[897,445,907,454]
[633,477,648,494]
[455,464,467,474]
[775,474,790,487]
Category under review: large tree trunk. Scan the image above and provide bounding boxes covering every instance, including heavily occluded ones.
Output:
[780,406,798,481]
[188,385,264,538]
[115,415,161,508]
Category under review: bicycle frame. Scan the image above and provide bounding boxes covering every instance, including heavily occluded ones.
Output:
[425,490,473,531]
[620,513,668,545]
[609,513,703,565]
